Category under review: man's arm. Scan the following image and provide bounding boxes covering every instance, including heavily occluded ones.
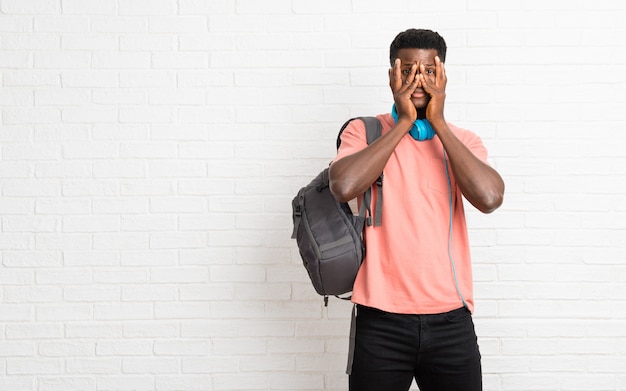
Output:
[329,119,411,203]
[433,119,504,213]
[329,60,419,202]
[420,58,504,213]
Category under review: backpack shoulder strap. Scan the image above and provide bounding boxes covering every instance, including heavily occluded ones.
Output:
[359,117,383,226]
[336,116,383,150]
[360,116,382,145]
[336,116,384,227]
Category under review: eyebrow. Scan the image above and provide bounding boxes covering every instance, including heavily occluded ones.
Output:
[402,63,435,67]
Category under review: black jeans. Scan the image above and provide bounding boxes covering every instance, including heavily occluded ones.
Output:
[349,305,482,391]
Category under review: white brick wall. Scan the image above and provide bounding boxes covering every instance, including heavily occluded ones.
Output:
[1,1,626,390]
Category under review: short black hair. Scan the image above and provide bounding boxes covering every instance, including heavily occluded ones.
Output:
[389,29,447,65]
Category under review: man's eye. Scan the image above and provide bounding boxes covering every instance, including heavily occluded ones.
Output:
[402,69,411,75]
[426,69,435,75]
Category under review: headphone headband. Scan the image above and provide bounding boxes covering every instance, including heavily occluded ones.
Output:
[391,104,435,141]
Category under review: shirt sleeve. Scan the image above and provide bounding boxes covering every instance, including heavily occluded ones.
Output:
[453,125,489,164]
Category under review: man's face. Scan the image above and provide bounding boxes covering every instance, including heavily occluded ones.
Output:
[396,48,439,109]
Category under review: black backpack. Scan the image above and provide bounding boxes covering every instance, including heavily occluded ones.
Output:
[291,117,383,304]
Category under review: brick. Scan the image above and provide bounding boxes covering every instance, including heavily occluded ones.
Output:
[121,215,177,231]
[3,286,62,303]
[148,16,208,33]
[122,358,180,374]
[92,376,154,391]
[0,304,32,321]
[96,341,153,356]
[91,17,146,33]
[92,233,150,250]
[182,357,239,373]
[150,124,209,141]
[34,16,90,32]
[35,161,91,178]
[65,323,123,339]
[38,377,96,391]
[38,341,94,357]
[148,232,206,248]
[61,70,118,87]
[36,304,93,321]
[151,267,208,283]
[120,70,176,88]
[0,15,33,32]
[149,197,207,213]
[120,142,177,159]
[0,342,33,356]
[36,234,91,250]
[2,250,61,267]
[213,374,270,391]
[240,354,294,371]
[180,320,236,338]
[120,250,177,266]
[63,287,120,302]
[35,124,90,141]
[151,52,209,69]
[2,216,59,232]
[94,303,153,321]
[119,106,174,123]
[178,0,235,15]
[155,376,214,391]
[148,161,207,178]
[118,0,176,15]
[63,251,119,267]
[2,33,59,50]
[61,0,116,14]
[178,214,235,231]
[123,321,179,338]
[35,198,91,215]
[94,268,149,285]
[235,283,291,301]
[0,268,35,286]
[93,161,146,178]
[121,286,176,302]
[92,52,152,69]
[119,34,175,50]
[3,107,61,124]
[6,359,63,375]
[65,358,121,374]
[179,285,234,301]
[0,51,30,67]
[153,340,210,356]
[1,0,60,14]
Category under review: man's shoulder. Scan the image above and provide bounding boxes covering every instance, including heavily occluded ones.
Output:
[447,122,483,142]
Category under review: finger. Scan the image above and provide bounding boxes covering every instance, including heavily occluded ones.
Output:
[390,58,402,91]
[405,63,417,86]
[435,56,446,86]
[405,73,419,96]
[418,64,431,92]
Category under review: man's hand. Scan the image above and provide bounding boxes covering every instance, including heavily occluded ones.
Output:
[389,58,418,125]
[419,56,447,124]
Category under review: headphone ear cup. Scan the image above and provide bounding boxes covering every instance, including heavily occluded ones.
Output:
[410,119,435,141]
[391,104,435,141]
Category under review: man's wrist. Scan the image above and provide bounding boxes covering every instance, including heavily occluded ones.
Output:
[428,117,449,136]
[395,117,414,133]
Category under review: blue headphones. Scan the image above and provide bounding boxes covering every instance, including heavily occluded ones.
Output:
[391,104,435,141]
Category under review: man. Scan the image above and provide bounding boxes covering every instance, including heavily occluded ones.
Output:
[329,29,504,391]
